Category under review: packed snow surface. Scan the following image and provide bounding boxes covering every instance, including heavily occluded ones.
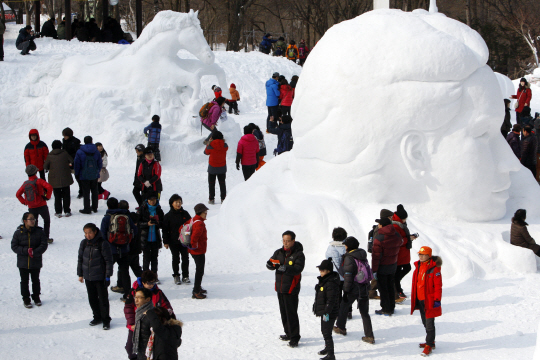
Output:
[0,9,539,360]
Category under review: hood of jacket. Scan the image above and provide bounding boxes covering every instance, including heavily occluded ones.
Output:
[240,134,258,144]
[79,143,99,154]
[378,224,398,236]
[345,247,367,261]
[19,27,28,35]
[429,256,443,267]
[283,241,303,253]
[328,241,345,247]
[167,319,184,327]
[29,129,40,144]
[86,230,105,245]
[280,84,292,92]
[105,208,130,216]
[210,139,226,149]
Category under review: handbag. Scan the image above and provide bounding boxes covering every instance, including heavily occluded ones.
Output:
[98,168,109,183]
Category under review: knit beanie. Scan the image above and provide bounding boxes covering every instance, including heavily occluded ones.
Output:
[230,83,236,89]
[25,164,38,176]
[380,209,393,218]
[395,204,408,220]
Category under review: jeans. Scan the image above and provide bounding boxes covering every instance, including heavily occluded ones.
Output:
[191,253,205,293]
[242,164,257,181]
[277,293,300,342]
[321,315,337,355]
[132,186,143,206]
[395,263,412,294]
[19,268,41,299]
[85,279,111,323]
[80,179,98,212]
[113,253,131,298]
[208,173,226,200]
[29,205,50,239]
[378,273,396,313]
[53,186,71,214]
[143,242,160,275]
[417,300,436,346]
[170,242,189,278]
[267,106,280,130]
[17,39,37,55]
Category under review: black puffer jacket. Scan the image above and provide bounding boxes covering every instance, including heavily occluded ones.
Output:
[11,225,48,269]
[521,133,538,167]
[341,248,369,295]
[313,271,340,317]
[128,211,142,255]
[77,231,114,281]
[136,312,153,360]
[372,225,403,275]
[162,208,192,245]
[62,136,81,159]
[133,155,144,188]
[138,201,165,249]
[146,310,183,360]
[266,241,305,295]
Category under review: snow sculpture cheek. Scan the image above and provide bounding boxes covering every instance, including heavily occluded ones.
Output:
[180,26,215,65]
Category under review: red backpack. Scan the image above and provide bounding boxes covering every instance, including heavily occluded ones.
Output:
[108,214,133,245]
[22,179,44,207]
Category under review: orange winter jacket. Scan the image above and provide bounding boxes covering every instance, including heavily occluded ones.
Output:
[286,45,299,60]
[229,88,240,101]
[411,256,443,319]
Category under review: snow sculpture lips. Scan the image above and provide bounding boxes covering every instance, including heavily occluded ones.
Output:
[289,9,520,221]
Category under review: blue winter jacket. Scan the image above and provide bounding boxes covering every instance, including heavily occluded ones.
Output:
[266,79,281,107]
[74,144,103,181]
[326,241,347,281]
[100,209,137,255]
[144,122,162,144]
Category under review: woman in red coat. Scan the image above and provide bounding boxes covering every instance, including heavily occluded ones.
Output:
[24,129,49,179]
[410,246,442,357]
[511,78,532,125]
[279,79,295,118]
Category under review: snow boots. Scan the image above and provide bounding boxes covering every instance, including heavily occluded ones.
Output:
[333,326,347,336]
[23,297,32,308]
[182,277,191,284]
[174,275,181,285]
[421,345,433,357]
[375,310,392,316]
[279,335,290,341]
[89,319,102,326]
[192,292,207,299]
[362,336,375,344]
[32,295,42,306]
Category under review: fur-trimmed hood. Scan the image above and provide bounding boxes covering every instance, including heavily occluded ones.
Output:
[167,318,183,327]
[430,256,443,267]
[328,241,345,247]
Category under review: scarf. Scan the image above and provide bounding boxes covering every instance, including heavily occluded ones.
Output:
[148,204,157,242]
[132,300,154,355]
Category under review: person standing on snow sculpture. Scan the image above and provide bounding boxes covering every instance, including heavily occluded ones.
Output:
[313,259,340,360]
[325,227,351,319]
[266,230,305,348]
[144,115,162,162]
[371,217,402,316]
[95,142,111,200]
[286,40,299,63]
[189,203,209,299]
[506,124,522,160]
[511,78,532,126]
[229,83,240,115]
[11,212,48,308]
[162,194,192,285]
[77,223,114,330]
[333,237,375,345]
[138,192,165,280]
[392,204,417,299]
[521,125,538,177]
[368,209,394,300]
[201,97,226,145]
[24,129,49,180]
[132,144,145,206]
[62,127,82,198]
[266,72,281,132]
[204,131,228,204]
[411,246,442,357]
[259,33,277,54]
[236,125,260,181]
[44,140,73,218]
[510,209,540,257]
[137,147,162,202]
[16,165,53,244]
[298,40,310,66]
[74,136,103,215]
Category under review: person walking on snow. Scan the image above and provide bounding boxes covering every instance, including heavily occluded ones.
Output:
[236,125,260,181]
[266,230,305,348]
[392,204,418,299]
[313,259,340,360]
[411,246,443,357]
[266,72,281,132]
[74,136,103,214]
[95,142,111,200]
[132,144,145,206]
[62,127,82,198]
[325,227,351,319]
[44,140,73,218]
[204,131,228,203]
[138,192,165,279]
[137,148,163,202]
[24,129,49,180]
[511,78,532,126]
[144,115,162,162]
[189,203,210,299]
[11,212,48,308]
[286,40,299,62]
[16,165,53,244]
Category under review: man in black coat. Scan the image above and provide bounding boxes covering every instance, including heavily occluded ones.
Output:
[521,125,538,177]
[162,194,192,285]
[16,25,37,55]
[62,127,82,197]
[133,287,155,360]
[266,230,305,347]
[133,144,145,206]
[313,259,340,360]
[507,124,522,160]
[11,212,48,308]
[41,17,58,39]
[77,223,114,329]
[333,237,375,344]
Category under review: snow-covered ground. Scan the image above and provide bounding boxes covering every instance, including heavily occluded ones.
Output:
[1,10,540,360]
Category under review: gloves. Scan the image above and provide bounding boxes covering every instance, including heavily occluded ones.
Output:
[322,314,330,322]
[236,163,240,170]
[373,272,377,280]
[277,265,286,272]
[28,248,34,258]
[343,292,349,303]
[144,181,151,188]
[145,133,148,138]
[433,300,441,308]
[105,277,110,287]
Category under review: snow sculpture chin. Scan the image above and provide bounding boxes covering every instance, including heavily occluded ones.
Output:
[290,9,524,222]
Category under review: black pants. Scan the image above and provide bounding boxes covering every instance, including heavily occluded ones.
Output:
[0,34,3,60]
[170,242,189,278]
[132,186,143,206]
[299,58,306,66]
[267,105,280,130]
[80,179,98,212]
[76,176,83,197]
[208,173,226,200]
[281,105,291,117]
[395,263,412,294]
[277,293,300,342]
[148,142,161,162]
[29,205,50,239]
[39,170,46,180]
[321,315,337,355]
[242,164,257,181]
[336,292,373,338]
[113,253,131,298]
[417,300,436,346]
[117,254,143,288]
[191,253,205,293]
[143,242,160,275]
[228,101,239,114]
[53,186,71,214]
[98,182,106,194]
[85,279,110,323]
[338,281,352,314]
[378,273,396,313]
[17,39,37,54]
[19,268,40,299]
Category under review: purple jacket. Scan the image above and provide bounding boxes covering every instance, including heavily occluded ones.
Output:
[506,132,521,159]
[202,101,222,127]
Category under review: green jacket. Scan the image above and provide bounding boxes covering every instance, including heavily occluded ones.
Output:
[57,22,66,40]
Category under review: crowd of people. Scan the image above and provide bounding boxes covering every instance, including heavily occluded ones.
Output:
[259,33,310,66]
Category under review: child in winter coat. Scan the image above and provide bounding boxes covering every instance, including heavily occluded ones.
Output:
[137,148,163,202]
[325,227,350,316]
[95,143,110,200]
[16,165,53,243]
[138,192,165,279]
[228,84,240,115]
[313,259,341,360]
[411,246,442,357]
[201,97,226,145]
[279,79,294,117]
[249,123,267,170]
[145,306,183,360]
[204,131,228,203]
[24,129,49,179]
[144,115,162,161]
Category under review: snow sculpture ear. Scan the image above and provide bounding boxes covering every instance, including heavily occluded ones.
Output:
[400,131,429,181]
[194,10,199,18]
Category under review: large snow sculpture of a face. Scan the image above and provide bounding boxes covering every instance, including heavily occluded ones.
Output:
[290,9,520,222]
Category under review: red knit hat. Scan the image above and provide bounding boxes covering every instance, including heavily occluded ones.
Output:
[230,83,236,89]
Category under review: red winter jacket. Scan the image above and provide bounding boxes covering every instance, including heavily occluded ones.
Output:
[124,278,175,328]
[279,85,295,107]
[411,256,443,319]
[24,129,49,171]
[514,87,532,113]
[236,134,259,166]
[16,175,53,209]
[393,214,410,266]
[188,215,207,255]
[371,224,403,273]
[204,139,228,173]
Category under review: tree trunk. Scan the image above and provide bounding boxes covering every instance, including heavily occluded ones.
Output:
[465,0,470,26]
[184,0,190,12]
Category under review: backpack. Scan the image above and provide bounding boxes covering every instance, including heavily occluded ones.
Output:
[178,218,201,249]
[288,47,297,58]
[259,40,269,53]
[199,102,215,119]
[81,151,99,180]
[108,214,133,245]
[298,46,306,57]
[23,179,39,204]
[354,258,373,284]
[275,129,294,154]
